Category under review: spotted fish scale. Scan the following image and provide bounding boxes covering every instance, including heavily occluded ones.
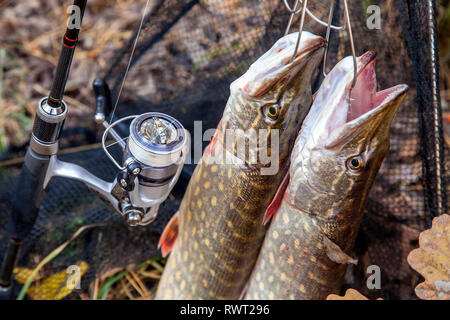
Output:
[245,52,409,300]
[156,32,325,300]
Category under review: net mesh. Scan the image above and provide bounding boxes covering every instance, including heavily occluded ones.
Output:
[0,0,447,300]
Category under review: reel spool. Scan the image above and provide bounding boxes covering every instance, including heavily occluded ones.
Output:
[102,112,189,226]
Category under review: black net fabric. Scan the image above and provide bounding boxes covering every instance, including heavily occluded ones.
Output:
[0,0,447,299]
[0,146,180,298]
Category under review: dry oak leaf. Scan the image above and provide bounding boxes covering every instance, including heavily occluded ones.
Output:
[326,289,382,300]
[407,214,450,300]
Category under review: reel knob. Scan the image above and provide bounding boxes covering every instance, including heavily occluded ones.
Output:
[123,206,144,227]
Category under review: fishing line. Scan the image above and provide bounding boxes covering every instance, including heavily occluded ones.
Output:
[283,0,357,87]
[283,0,344,30]
[105,136,129,149]
[109,0,151,125]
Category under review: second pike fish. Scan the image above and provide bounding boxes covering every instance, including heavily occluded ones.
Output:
[245,51,408,300]
[156,32,325,299]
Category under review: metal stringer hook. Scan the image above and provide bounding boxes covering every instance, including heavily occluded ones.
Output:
[343,0,357,88]
[283,0,358,88]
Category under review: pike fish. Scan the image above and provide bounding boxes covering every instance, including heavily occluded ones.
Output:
[244,51,408,300]
[156,32,326,300]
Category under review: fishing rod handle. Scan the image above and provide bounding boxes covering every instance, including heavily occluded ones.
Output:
[0,239,21,292]
[8,150,50,240]
[9,95,71,241]
[0,149,50,293]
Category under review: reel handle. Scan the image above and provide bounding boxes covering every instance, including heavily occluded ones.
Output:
[93,78,112,124]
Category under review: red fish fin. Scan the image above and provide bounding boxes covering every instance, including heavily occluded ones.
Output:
[204,120,222,156]
[263,173,290,225]
[312,91,319,100]
[158,212,179,258]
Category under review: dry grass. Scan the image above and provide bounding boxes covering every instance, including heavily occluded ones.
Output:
[0,0,148,152]
[86,258,165,300]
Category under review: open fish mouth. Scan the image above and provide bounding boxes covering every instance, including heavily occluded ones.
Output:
[316,51,408,148]
[346,51,407,123]
[231,31,325,98]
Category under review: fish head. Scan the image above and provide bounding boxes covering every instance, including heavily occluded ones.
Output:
[221,32,325,164]
[289,51,408,223]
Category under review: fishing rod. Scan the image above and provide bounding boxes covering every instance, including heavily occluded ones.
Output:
[0,0,189,299]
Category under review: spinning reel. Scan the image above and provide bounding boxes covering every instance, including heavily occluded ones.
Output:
[34,80,190,227]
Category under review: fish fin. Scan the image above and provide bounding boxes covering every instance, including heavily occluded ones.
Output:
[312,90,319,100]
[238,283,248,300]
[263,173,290,225]
[323,236,358,265]
[158,212,179,258]
[204,120,222,156]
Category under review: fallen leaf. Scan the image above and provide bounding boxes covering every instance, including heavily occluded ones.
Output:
[326,289,382,300]
[407,214,450,300]
[14,267,44,284]
[26,261,89,300]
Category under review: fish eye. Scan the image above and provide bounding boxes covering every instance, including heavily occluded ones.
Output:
[263,104,280,120]
[347,156,364,173]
